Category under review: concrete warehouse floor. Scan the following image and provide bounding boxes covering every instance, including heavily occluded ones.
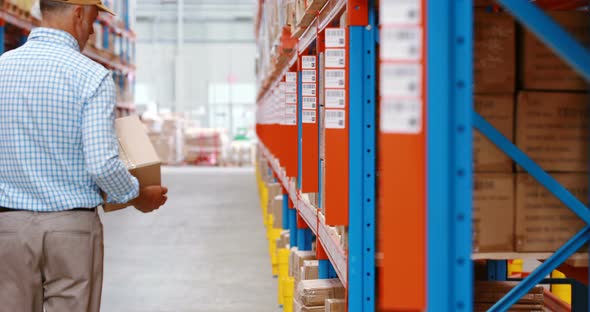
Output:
[100,166,280,312]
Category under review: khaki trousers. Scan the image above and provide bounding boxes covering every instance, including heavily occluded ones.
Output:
[0,210,104,312]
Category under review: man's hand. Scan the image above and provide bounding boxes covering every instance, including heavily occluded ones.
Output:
[131,185,168,213]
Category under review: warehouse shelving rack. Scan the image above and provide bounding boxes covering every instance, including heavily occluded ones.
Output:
[256,0,376,311]
[426,0,590,311]
[0,1,136,114]
[258,0,590,311]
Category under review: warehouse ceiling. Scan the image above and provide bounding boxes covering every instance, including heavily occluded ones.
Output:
[136,0,256,24]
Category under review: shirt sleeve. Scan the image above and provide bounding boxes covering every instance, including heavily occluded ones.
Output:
[81,75,139,204]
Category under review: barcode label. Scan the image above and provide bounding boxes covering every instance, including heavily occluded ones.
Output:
[286,82,297,94]
[302,83,317,96]
[326,49,346,68]
[380,1,421,25]
[302,70,316,83]
[286,72,297,83]
[326,28,346,48]
[380,63,421,97]
[303,97,317,110]
[286,93,297,104]
[325,109,346,129]
[325,69,346,88]
[285,105,297,115]
[380,97,422,134]
[302,56,316,69]
[302,110,317,124]
[380,27,422,61]
[284,115,297,126]
[325,89,346,108]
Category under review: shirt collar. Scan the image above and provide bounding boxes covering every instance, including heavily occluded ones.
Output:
[28,27,80,51]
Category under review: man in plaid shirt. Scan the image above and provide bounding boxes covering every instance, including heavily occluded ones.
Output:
[0,0,168,311]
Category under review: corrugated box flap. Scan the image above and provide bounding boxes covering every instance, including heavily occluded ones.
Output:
[115,116,161,169]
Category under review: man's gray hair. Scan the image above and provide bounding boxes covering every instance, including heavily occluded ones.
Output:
[39,0,72,13]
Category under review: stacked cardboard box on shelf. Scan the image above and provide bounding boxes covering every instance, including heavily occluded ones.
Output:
[325,299,345,312]
[300,260,319,281]
[521,11,590,91]
[474,282,545,311]
[472,10,516,253]
[290,249,316,282]
[514,11,590,252]
[184,128,224,166]
[294,279,345,311]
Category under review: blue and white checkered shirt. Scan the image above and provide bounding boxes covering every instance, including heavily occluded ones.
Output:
[0,27,139,212]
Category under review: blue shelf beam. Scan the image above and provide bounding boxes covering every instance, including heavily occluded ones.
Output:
[489,226,590,311]
[473,113,590,225]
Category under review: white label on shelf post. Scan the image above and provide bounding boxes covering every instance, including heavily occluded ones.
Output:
[302,70,317,83]
[380,0,421,25]
[302,97,317,110]
[325,89,346,108]
[380,63,422,97]
[325,69,346,88]
[286,72,297,83]
[380,97,422,134]
[284,115,297,125]
[302,56,316,69]
[380,27,422,61]
[325,49,346,68]
[302,110,317,124]
[325,109,346,129]
[285,104,297,115]
[325,28,346,48]
[286,93,298,104]
[302,83,317,96]
[286,82,297,94]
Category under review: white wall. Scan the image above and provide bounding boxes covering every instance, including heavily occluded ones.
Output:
[135,21,256,129]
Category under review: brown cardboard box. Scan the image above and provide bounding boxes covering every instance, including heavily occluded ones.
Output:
[516,92,588,172]
[474,304,544,312]
[325,298,346,312]
[474,11,516,93]
[515,173,588,252]
[475,281,544,304]
[281,230,291,248]
[290,249,316,279]
[295,279,345,307]
[473,174,515,252]
[522,11,590,91]
[474,0,496,6]
[103,116,162,212]
[271,195,284,229]
[293,299,325,312]
[474,94,514,172]
[300,260,319,280]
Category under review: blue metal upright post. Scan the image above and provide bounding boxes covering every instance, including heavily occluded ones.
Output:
[427,0,473,311]
[103,25,109,51]
[282,194,289,230]
[487,260,507,281]
[289,208,298,247]
[19,33,27,47]
[297,228,312,250]
[318,259,331,279]
[0,21,5,55]
[348,1,376,310]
